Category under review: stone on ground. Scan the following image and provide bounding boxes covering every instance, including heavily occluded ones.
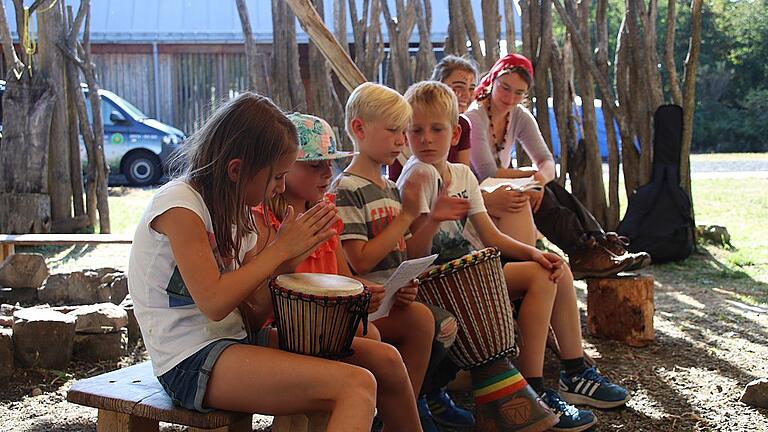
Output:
[0,287,37,305]
[0,328,13,379]
[740,378,768,409]
[73,329,126,361]
[12,308,76,369]
[68,303,128,333]
[120,295,142,344]
[38,269,127,305]
[0,253,49,289]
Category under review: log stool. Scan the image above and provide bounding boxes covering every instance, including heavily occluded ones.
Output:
[586,274,654,347]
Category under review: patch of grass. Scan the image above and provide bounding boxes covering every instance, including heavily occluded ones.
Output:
[106,186,158,235]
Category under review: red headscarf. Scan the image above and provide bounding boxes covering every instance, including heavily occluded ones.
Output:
[474,53,534,100]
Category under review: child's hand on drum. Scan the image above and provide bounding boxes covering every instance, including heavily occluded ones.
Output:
[531,251,565,283]
[366,284,385,313]
[274,203,339,259]
[394,280,419,307]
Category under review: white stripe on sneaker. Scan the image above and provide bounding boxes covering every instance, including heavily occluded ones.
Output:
[581,382,595,396]
[574,380,586,394]
[588,382,600,397]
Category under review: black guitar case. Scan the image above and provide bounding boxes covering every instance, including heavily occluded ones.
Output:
[617,105,695,263]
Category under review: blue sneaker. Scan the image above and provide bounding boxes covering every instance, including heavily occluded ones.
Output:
[540,389,597,432]
[417,396,440,432]
[426,388,475,428]
[559,367,631,409]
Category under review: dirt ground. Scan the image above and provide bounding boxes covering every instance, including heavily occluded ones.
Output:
[2,185,767,431]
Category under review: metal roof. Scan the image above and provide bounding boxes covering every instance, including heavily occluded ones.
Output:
[3,0,520,44]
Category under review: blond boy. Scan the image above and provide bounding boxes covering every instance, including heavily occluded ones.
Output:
[334,82,468,431]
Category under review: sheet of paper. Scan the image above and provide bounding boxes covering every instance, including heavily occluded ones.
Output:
[368,254,438,321]
[479,176,542,193]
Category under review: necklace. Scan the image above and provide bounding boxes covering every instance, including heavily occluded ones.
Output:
[486,102,510,168]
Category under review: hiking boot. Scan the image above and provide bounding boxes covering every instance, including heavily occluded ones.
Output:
[599,233,652,271]
[417,395,440,432]
[559,367,631,409]
[568,237,633,279]
[540,389,597,432]
[426,388,475,428]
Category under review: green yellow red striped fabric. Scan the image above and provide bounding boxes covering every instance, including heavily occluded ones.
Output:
[473,367,529,405]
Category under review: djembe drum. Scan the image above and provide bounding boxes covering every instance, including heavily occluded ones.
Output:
[270,273,371,432]
[417,248,558,432]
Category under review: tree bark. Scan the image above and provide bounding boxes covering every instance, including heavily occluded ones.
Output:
[549,39,571,185]
[614,15,640,196]
[571,0,607,226]
[306,0,345,146]
[445,0,468,56]
[481,0,500,67]
[76,0,110,233]
[663,0,683,106]
[236,0,268,95]
[272,0,307,111]
[0,0,22,77]
[680,0,703,209]
[381,0,416,93]
[597,0,619,229]
[37,0,73,226]
[413,0,436,82]
[503,0,517,53]
[459,0,484,70]
[286,0,367,91]
[64,6,85,221]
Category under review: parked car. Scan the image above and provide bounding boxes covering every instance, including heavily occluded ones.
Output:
[0,80,186,186]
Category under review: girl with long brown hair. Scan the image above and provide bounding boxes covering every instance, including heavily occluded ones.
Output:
[128,93,380,430]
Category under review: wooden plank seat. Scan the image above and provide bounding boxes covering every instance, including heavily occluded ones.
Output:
[0,233,133,261]
[67,361,252,432]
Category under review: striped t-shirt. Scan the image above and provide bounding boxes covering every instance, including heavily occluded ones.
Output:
[333,173,410,284]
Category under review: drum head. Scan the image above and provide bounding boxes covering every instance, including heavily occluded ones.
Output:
[275,273,364,297]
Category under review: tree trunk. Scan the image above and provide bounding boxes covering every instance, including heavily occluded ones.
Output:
[680,0,703,210]
[503,0,517,53]
[549,39,571,185]
[236,0,268,95]
[572,0,607,226]
[533,0,553,154]
[37,0,73,226]
[381,0,416,93]
[626,0,653,185]
[413,0,436,82]
[614,14,640,196]
[445,0,467,56]
[306,0,345,145]
[597,0,618,229]
[481,0,500,67]
[0,78,55,233]
[272,0,307,111]
[587,275,655,347]
[77,0,110,233]
[63,7,85,221]
[459,0,484,70]
[663,0,683,106]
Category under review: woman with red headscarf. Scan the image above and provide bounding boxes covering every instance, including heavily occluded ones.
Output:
[464,53,649,279]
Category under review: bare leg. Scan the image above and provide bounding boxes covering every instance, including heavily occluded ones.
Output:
[503,262,557,378]
[549,265,584,360]
[494,202,538,247]
[205,344,376,432]
[345,336,421,431]
[374,301,435,396]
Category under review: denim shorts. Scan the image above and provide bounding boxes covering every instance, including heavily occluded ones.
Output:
[157,327,271,413]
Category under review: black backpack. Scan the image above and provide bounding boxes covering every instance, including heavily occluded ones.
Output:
[617,105,695,263]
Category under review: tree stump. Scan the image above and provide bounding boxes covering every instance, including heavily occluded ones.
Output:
[586,275,654,347]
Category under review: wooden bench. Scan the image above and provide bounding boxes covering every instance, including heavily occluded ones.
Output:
[67,361,252,432]
[0,233,133,261]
